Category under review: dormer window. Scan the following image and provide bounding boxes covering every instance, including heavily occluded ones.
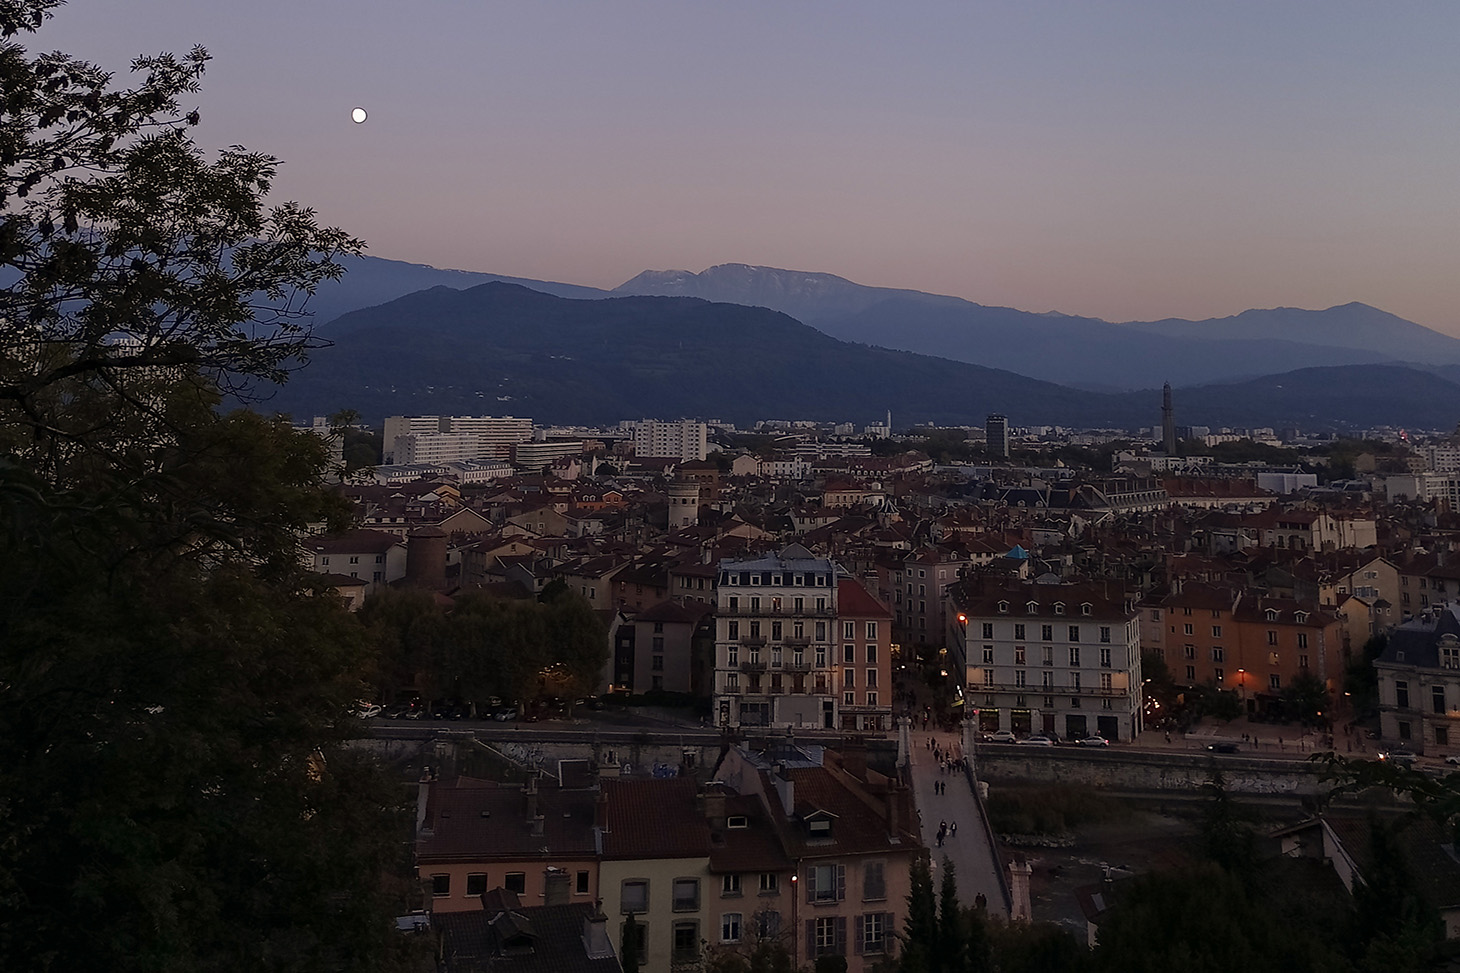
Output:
[1027,601,1039,614]
[1265,609,1279,621]
[1294,612,1308,624]
[1081,603,1092,616]
[997,601,1009,615]
[727,815,749,829]
[1054,603,1065,615]
[808,818,832,837]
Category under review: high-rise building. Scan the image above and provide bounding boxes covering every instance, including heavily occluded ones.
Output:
[986,414,1009,458]
[382,415,533,463]
[631,418,708,462]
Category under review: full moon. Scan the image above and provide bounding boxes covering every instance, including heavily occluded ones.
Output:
[351,107,368,124]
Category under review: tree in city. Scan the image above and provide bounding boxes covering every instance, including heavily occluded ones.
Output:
[0,4,411,971]
[1280,670,1331,727]
[899,856,938,973]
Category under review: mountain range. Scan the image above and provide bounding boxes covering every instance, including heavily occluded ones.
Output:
[266,277,1460,431]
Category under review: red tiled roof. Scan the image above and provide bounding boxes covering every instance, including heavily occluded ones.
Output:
[837,577,892,619]
[600,778,711,861]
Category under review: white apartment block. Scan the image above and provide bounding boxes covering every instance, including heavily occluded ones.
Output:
[631,418,708,462]
[1425,445,1460,474]
[714,546,841,730]
[383,415,533,463]
[949,581,1143,743]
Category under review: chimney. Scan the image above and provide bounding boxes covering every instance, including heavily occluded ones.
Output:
[416,774,433,836]
[841,736,868,781]
[544,867,570,906]
[595,789,609,833]
[884,783,903,837]
[582,904,614,960]
[703,781,727,827]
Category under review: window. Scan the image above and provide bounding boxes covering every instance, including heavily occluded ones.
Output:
[983,669,995,687]
[652,655,664,671]
[1211,647,1224,663]
[866,621,878,640]
[863,861,886,901]
[866,691,878,706]
[867,668,877,687]
[622,879,649,913]
[845,670,854,688]
[1212,625,1222,638]
[505,872,526,894]
[982,647,994,665]
[844,621,855,639]
[1069,626,1081,642]
[760,872,779,894]
[1184,644,1196,660]
[728,815,749,829]
[1043,646,1054,666]
[859,912,889,954]
[809,863,844,903]
[1100,626,1111,643]
[1268,651,1280,666]
[1214,668,1224,683]
[812,916,845,957]
[1267,630,1278,646]
[982,622,994,639]
[1041,624,1053,641]
[1398,720,1412,741]
[1186,666,1196,681]
[1099,647,1112,668]
[772,621,782,641]
[1070,672,1081,690]
[1068,647,1080,667]
[1183,624,1194,636]
[1444,646,1460,669]
[1015,646,1026,665]
[1100,673,1112,691]
[1298,654,1309,670]
[845,691,855,706]
[1434,685,1447,715]
[1014,623,1026,640]
[1269,674,1281,691]
[1041,671,1053,689]
[866,644,877,664]
[673,921,700,962]
[577,871,590,895]
[466,873,487,896]
[816,647,827,667]
[673,878,700,911]
[721,913,742,943]
[1396,680,1410,709]
[431,874,451,897]
[1297,632,1308,649]
[1015,670,1026,687]
[723,873,742,896]
[844,644,855,663]
[622,919,648,956]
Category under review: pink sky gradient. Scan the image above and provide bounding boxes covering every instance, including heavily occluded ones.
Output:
[37,1,1460,334]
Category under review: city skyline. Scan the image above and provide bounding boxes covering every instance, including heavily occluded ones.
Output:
[40,1,1460,335]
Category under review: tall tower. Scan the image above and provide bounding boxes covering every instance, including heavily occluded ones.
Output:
[1161,383,1177,455]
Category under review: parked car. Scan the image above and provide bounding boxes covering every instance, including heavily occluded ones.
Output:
[1076,736,1110,747]
[984,730,1017,744]
[1379,749,1418,766]
[355,702,382,719]
[1019,735,1055,747]
[494,707,517,722]
[1207,742,1241,754]
[1445,754,1460,766]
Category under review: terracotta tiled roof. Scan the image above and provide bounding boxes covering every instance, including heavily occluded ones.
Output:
[600,778,711,861]
[836,577,892,619]
[417,777,598,865]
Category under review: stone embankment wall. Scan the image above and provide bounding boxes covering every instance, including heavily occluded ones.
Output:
[975,745,1327,796]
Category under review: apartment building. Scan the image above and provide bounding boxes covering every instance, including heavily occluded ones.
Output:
[1376,604,1460,755]
[632,419,709,462]
[835,577,894,732]
[949,580,1143,742]
[713,546,840,730]
[383,415,533,463]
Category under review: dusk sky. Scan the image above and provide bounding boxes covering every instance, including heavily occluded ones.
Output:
[41,1,1460,334]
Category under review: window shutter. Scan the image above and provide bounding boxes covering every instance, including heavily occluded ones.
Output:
[835,915,847,955]
[805,920,816,958]
[885,912,896,949]
[854,915,864,955]
[837,864,846,901]
[805,866,815,903]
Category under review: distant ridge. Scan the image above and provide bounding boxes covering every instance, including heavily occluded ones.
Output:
[266,281,1460,431]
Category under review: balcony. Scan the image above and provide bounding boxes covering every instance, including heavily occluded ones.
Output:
[783,636,811,648]
[785,660,812,672]
[739,636,767,648]
[740,660,768,673]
